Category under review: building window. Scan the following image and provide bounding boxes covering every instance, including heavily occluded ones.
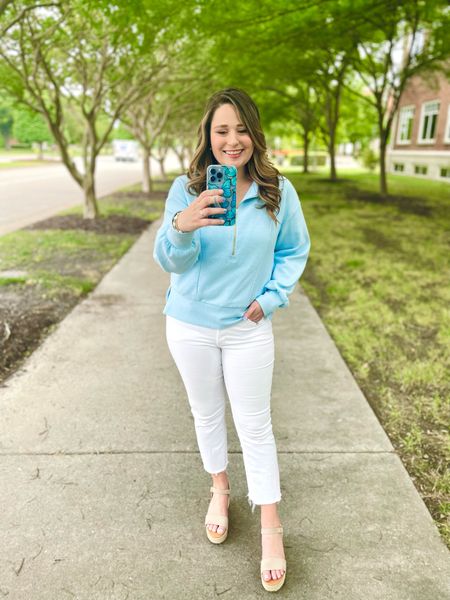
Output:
[445,105,450,144]
[418,100,440,143]
[440,167,450,178]
[397,106,414,144]
[394,163,405,172]
[414,165,428,175]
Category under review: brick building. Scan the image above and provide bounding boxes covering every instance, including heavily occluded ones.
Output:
[387,71,450,181]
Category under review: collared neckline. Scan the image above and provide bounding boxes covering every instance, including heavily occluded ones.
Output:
[240,180,259,204]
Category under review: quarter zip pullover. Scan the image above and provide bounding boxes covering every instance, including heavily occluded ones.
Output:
[153,174,311,329]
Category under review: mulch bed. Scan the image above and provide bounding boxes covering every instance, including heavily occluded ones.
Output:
[0,288,78,384]
[24,214,151,235]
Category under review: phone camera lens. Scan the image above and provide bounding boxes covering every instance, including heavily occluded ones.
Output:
[217,172,223,179]
[211,168,216,175]
[211,175,216,182]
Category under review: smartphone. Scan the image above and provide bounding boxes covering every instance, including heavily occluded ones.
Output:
[206,164,237,226]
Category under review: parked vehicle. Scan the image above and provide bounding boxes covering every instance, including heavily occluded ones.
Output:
[112,139,139,162]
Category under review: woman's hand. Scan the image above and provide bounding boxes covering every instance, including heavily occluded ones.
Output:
[244,300,264,323]
[176,189,227,232]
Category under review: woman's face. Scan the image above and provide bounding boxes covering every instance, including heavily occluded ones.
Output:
[210,103,254,175]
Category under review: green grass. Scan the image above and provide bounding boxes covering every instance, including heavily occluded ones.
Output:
[290,168,450,546]
[35,271,97,295]
[0,229,136,297]
[0,180,166,298]
[0,228,132,261]
[342,169,449,205]
[0,275,27,285]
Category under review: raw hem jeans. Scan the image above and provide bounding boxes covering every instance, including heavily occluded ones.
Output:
[165,314,281,512]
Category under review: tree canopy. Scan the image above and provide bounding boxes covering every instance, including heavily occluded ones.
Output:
[0,0,448,209]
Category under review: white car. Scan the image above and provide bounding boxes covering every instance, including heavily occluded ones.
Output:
[113,139,140,162]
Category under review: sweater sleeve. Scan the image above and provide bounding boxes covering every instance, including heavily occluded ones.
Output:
[254,179,311,316]
[152,176,201,274]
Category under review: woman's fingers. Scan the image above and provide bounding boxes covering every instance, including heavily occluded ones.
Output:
[176,189,226,231]
[200,188,224,207]
[198,190,226,225]
[201,205,227,217]
[200,216,225,226]
[199,189,227,226]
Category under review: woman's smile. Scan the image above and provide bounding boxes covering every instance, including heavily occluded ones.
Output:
[223,149,243,158]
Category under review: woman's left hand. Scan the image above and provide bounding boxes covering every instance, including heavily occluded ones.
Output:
[244,300,264,323]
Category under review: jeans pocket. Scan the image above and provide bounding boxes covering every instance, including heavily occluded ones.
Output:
[242,316,264,327]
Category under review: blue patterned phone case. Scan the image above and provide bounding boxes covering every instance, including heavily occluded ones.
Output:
[206,165,237,226]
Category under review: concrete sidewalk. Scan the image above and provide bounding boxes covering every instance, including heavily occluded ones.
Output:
[0,218,448,599]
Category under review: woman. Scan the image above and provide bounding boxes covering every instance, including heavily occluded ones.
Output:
[153,88,310,592]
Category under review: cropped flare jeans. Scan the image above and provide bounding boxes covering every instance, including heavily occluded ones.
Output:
[165,314,281,511]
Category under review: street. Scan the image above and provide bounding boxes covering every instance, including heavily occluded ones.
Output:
[0,156,146,236]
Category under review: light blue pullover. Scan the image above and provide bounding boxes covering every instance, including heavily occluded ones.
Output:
[153,174,310,329]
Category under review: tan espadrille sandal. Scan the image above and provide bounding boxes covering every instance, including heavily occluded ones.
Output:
[204,485,231,544]
[260,526,287,592]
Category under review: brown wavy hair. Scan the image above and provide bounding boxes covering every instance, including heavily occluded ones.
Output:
[186,88,282,224]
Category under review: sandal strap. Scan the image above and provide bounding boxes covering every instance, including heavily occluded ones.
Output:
[261,526,283,535]
[210,486,230,495]
[205,513,229,528]
[261,557,286,572]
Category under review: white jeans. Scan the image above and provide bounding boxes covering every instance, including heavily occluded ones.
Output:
[165,314,281,512]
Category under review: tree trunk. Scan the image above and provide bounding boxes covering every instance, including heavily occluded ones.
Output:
[379,136,388,197]
[158,157,166,180]
[324,68,345,183]
[37,142,43,160]
[172,146,185,171]
[142,147,152,193]
[47,119,83,188]
[83,169,98,218]
[376,94,390,197]
[328,137,337,181]
[303,130,309,174]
